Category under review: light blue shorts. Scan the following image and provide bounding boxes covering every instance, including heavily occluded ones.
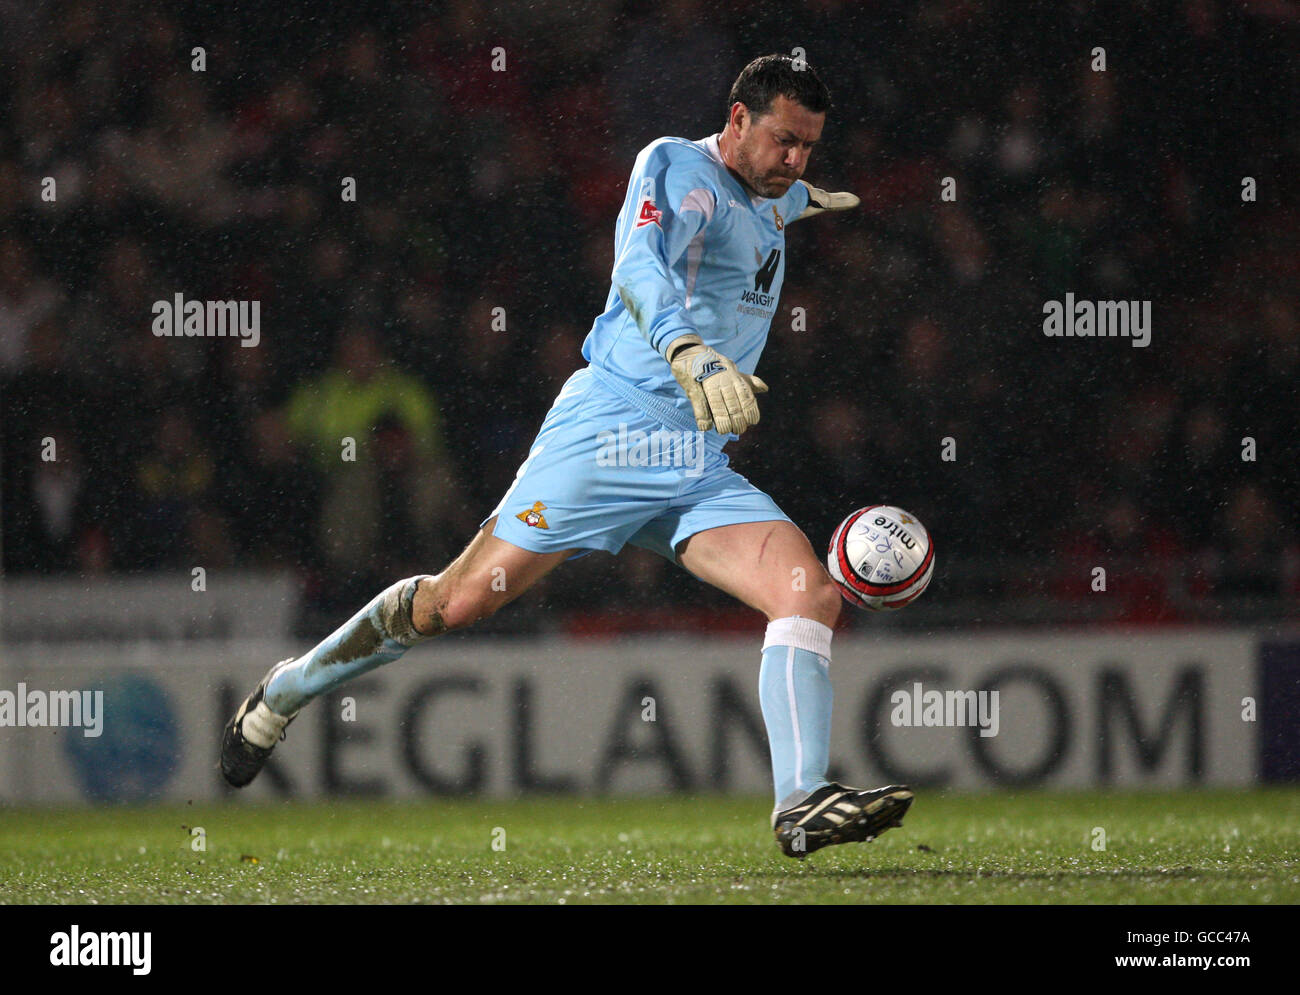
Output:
[485,366,790,562]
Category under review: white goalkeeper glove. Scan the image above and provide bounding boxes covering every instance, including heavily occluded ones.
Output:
[792,180,860,221]
[666,334,768,436]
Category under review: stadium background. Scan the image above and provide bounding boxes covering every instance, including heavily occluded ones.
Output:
[1,0,1298,814]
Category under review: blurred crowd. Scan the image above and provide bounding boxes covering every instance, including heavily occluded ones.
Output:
[1,0,1297,630]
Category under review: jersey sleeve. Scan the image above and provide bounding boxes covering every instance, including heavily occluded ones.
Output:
[610,145,720,359]
[787,178,812,221]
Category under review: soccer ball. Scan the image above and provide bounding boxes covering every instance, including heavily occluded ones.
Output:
[827,505,934,611]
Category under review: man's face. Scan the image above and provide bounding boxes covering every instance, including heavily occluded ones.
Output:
[730,94,825,199]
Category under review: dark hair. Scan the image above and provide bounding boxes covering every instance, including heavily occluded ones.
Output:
[728,54,831,120]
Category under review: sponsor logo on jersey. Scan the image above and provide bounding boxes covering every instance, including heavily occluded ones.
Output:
[753,248,782,294]
[739,289,776,308]
[636,199,662,228]
[732,247,783,316]
[517,501,550,529]
[634,177,662,229]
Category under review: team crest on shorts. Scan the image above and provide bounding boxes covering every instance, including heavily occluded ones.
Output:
[517,501,549,529]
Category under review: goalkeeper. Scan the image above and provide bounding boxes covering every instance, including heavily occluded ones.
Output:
[222,54,912,858]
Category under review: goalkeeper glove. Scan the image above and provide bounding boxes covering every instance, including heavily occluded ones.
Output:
[666,334,768,436]
[792,181,860,221]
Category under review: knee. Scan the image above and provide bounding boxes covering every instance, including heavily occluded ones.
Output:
[411,573,504,635]
[808,574,843,629]
[770,571,842,629]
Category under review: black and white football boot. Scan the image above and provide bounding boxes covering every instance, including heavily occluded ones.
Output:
[773,782,913,859]
[220,659,299,788]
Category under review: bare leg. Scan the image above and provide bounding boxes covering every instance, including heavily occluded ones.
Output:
[678,519,841,812]
[411,518,574,634]
[263,518,572,714]
[676,519,841,626]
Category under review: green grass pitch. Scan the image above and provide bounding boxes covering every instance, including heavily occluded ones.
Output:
[2,789,1298,905]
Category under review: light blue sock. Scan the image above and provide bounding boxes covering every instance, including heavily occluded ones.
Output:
[264,576,430,714]
[759,616,834,811]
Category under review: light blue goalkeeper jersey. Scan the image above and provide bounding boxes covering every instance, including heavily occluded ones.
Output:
[581,133,810,439]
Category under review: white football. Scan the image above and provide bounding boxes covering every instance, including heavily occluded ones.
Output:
[827,505,934,611]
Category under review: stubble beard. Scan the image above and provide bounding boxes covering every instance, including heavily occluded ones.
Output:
[734,139,787,200]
